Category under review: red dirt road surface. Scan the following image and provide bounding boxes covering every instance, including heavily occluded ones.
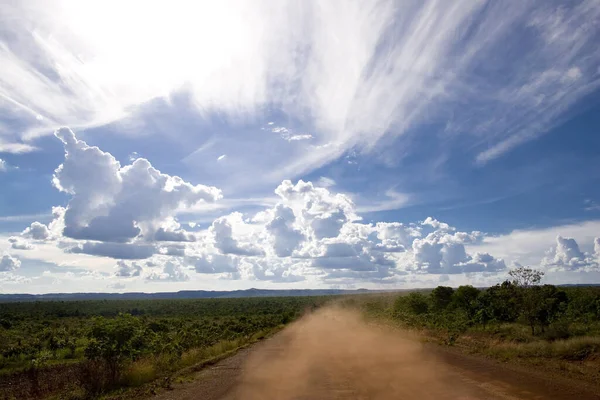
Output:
[153,308,600,400]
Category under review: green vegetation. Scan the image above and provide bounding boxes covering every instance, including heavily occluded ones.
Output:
[0,296,327,399]
[342,268,600,381]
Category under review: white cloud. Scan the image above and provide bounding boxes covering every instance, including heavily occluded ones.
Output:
[8,236,34,250]
[584,199,600,212]
[270,126,314,142]
[0,159,6,172]
[265,205,305,257]
[1,0,597,173]
[356,189,412,213]
[0,252,21,271]
[210,213,265,256]
[146,260,189,282]
[407,225,506,275]
[541,236,599,272]
[249,258,307,283]
[159,244,187,257]
[53,127,221,243]
[274,180,359,240]
[67,241,156,260]
[316,177,335,188]
[0,142,38,154]
[191,254,239,276]
[154,228,195,242]
[3,118,599,290]
[472,220,600,268]
[114,260,142,277]
[22,221,52,240]
[109,282,126,290]
[0,272,30,284]
[0,212,51,223]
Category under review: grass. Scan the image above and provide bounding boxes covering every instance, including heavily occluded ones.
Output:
[121,359,157,388]
[449,334,600,384]
[480,336,600,361]
[100,326,282,400]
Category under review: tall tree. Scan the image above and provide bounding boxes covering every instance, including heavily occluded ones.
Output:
[509,267,544,288]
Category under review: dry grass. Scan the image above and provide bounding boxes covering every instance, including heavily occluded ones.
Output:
[102,328,281,399]
[482,336,600,361]
[121,358,158,387]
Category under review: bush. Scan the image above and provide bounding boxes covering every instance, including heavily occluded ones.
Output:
[84,314,149,384]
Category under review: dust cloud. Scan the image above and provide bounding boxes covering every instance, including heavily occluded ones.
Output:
[229,307,474,400]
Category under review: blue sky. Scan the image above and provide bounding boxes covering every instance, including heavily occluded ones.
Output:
[1,0,600,293]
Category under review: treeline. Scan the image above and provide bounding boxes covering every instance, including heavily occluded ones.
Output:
[353,268,600,344]
[395,269,600,340]
[0,296,328,399]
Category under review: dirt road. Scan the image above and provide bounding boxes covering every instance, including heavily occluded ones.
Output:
[153,308,600,400]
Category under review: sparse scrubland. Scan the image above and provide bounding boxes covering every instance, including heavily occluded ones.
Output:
[0,296,327,399]
[341,268,600,385]
[3,268,600,399]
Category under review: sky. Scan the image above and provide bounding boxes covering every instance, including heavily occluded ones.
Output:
[1,0,600,294]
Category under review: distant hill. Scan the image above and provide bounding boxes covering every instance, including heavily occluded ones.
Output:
[2,284,596,303]
[0,288,374,302]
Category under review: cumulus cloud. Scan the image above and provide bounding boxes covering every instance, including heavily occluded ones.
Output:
[236,184,504,283]
[109,282,126,290]
[457,253,507,274]
[6,170,512,287]
[191,254,239,275]
[5,129,223,264]
[20,207,66,243]
[0,253,21,271]
[395,218,505,275]
[0,159,6,172]
[146,260,190,282]
[210,213,264,256]
[199,183,506,283]
[6,131,515,288]
[158,244,187,257]
[249,259,306,283]
[154,228,196,242]
[542,236,599,271]
[114,260,142,277]
[275,180,358,240]
[8,236,34,250]
[52,127,221,243]
[0,272,30,284]
[22,221,51,240]
[265,205,305,257]
[67,241,156,260]
[375,222,420,252]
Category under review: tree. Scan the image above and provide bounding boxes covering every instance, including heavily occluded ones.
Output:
[509,267,544,288]
[481,281,520,323]
[535,285,568,333]
[452,285,480,320]
[430,286,454,311]
[405,293,430,315]
[84,314,148,383]
[509,267,568,335]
